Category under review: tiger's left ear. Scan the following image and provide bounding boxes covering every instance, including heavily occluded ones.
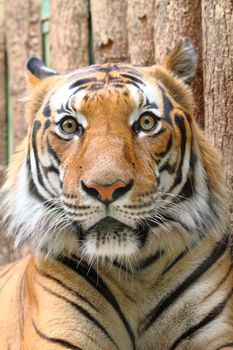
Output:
[26,57,58,87]
[162,38,198,85]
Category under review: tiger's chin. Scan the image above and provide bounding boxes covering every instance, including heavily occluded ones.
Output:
[79,217,142,259]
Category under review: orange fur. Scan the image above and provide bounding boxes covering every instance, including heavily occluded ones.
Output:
[0,39,232,349]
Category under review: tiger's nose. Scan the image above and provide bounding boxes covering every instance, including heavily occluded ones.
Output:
[81,180,134,204]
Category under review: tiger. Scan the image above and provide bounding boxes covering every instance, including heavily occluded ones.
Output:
[0,37,232,350]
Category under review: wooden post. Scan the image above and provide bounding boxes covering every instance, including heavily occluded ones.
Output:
[153,0,204,127]
[127,0,155,66]
[90,0,128,63]
[1,0,41,264]
[202,0,233,227]
[5,0,41,150]
[0,0,9,265]
[0,0,6,185]
[50,0,89,73]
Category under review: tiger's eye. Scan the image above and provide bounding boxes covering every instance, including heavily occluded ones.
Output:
[138,114,157,131]
[60,118,78,134]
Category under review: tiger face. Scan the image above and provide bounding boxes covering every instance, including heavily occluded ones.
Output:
[1,39,225,261]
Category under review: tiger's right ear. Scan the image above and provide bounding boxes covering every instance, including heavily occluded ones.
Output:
[26,57,58,87]
[162,38,198,85]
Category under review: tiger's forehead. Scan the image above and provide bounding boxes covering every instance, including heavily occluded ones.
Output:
[48,63,164,120]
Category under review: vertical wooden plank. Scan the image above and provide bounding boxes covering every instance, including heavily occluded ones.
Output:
[0,0,6,185]
[5,0,42,149]
[50,0,89,73]
[0,0,9,266]
[1,0,41,264]
[90,0,128,63]
[202,0,233,228]
[153,0,204,127]
[127,0,155,65]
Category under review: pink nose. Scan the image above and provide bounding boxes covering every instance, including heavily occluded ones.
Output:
[81,180,133,204]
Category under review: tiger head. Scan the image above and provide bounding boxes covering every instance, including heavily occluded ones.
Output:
[1,39,227,261]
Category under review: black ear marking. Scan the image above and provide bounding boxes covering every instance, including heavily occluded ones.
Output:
[27,57,58,80]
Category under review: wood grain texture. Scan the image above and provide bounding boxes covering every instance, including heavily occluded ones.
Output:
[5,0,42,148]
[0,0,6,185]
[127,0,155,65]
[153,0,204,127]
[50,0,89,73]
[0,0,8,265]
[90,0,128,63]
[2,0,41,264]
[202,0,233,227]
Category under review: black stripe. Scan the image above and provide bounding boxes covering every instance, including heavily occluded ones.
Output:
[70,66,142,79]
[159,160,176,174]
[112,260,131,273]
[46,137,61,165]
[162,93,173,125]
[62,192,79,199]
[56,100,73,115]
[32,319,84,350]
[111,83,125,89]
[65,99,72,113]
[72,85,89,95]
[32,120,43,186]
[64,204,91,211]
[169,115,187,191]
[43,164,59,176]
[170,288,233,350]
[27,160,46,203]
[43,119,51,132]
[42,102,51,117]
[179,174,194,199]
[41,164,60,194]
[179,144,196,199]
[138,250,164,270]
[57,104,69,114]
[156,134,173,158]
[136,222,150,248]
[36,267,98,311]
[203,263,232,301]
[88,84,104,92]
[124,80,144,93]
[112,250,164,273]
[162,250,187,275]
[69,77,97,90]
[31,121,54,197]
[56,255,135,350]
[161,238,203,276]
[120,73,145,86]
[37,281,119,349]
[63,202,89,210]
[143,102,158,110]
[140,235,229,333]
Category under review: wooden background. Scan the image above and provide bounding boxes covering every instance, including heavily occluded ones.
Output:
[0,0,232,264]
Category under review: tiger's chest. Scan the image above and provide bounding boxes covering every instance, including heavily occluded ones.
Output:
[31,251,233,350]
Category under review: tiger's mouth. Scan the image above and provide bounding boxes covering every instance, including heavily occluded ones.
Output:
[87,217,132,235]
[77,216,149,258]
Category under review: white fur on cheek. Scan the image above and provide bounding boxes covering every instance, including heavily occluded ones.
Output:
[1,160,79,258]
